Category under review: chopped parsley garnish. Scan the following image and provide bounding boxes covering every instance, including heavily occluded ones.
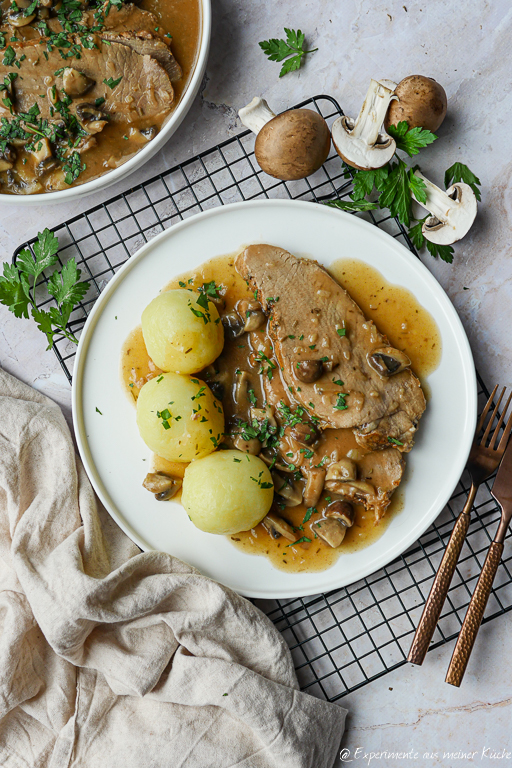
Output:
[156,375,164,382]
[286,536,312,547]
[388,437,404,446]
[334,392,348,411]
[255,351,276,379]
[95,407,102,414]
[302,507,316,524]
[336,328,346,337]
[103,76,122,89]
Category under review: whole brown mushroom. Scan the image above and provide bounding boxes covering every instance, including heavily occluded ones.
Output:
[238,97,331,181]
[384,75,447,133]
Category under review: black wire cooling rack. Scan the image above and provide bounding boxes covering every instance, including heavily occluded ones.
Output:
[13,95,512,701]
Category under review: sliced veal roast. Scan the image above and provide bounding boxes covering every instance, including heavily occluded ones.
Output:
[0,36,174,123]
[261,362,405,519]
[46,5,183,82]
[237,244,426,452]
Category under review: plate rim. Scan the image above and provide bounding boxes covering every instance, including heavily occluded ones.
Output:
[72,199,477,598]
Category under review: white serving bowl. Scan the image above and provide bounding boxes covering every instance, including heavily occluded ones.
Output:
[0,0,211,206]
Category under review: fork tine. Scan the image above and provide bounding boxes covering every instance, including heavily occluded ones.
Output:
[475,384,499,437]
[481,387,505,446]
[497,401,512,453]
[489,390,512,450]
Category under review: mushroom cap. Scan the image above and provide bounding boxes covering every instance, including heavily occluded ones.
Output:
[254,109,331,181]
[422,182,477,245]
[384,75,447,133]
[331,114,396,171]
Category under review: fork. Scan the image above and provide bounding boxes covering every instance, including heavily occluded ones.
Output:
[408,386,512,666]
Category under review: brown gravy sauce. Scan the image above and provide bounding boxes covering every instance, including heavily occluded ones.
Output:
[77,0,202,184]
[121,252,442,573]
[1,0,201,191]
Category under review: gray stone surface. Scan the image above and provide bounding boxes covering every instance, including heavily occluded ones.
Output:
[1,1,511,762]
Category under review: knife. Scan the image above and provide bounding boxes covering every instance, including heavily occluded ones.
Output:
[445,434,512,686]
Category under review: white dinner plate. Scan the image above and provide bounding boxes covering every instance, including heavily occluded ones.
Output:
[72,200,477,598]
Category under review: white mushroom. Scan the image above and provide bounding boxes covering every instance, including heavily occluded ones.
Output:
[331,79,397,170]
[316,518,347,548]
[303,468,325,507]
[261,513,296,541]
[239,96,331,180]
[62,67,94,97]
[412,170,477,245]
[271,471,302,506]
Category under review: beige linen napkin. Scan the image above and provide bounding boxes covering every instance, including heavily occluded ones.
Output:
[0,367,346,768]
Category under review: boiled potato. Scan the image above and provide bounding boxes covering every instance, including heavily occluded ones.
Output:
[136,373,224,462]
[142,289,224,374]
[182,450,274,535]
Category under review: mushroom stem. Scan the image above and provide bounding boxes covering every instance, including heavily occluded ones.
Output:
[412,171,458,224]
[351,79,396,145]
[239,97,276,135]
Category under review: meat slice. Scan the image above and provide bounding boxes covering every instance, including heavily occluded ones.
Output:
[0,37,174,123]
[261,362,405,520]
[237,244,426,452]
[46,5,183,82]
[102,32,182,82]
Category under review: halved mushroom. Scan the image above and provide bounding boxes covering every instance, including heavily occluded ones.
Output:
[368,346,411,377]
[325,500,355,527]
[303,468,325,508]
[222,311,245,340]
[233,434,262,455]
[259,450,294,474]
[7,3,36,25]
[261,512,296,541]
[384,75,447,133]
[296,359,323,383]
[315,518,347,548]
[411,171,477,245]
[237,298,266,332]
[326,458,357,483]
[142,472,182,501]
[271,471,302,506]
[29,138,52,166]
[287,420,319,446]
[331,79,397,170]
[128,126,156,144]
[325,479,376,497]
[0,145,15,172]
[62,68,95,97]
[251,404,277,430]
[238,96,331,181]
[76,105,109,134]
[233,370,252,408]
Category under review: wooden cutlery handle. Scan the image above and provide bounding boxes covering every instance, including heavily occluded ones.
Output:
[408,508,472,665]
[445,540,503,687]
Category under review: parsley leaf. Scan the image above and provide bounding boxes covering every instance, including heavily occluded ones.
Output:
[103,76,122,89]
[387,121,437,157]
[259,28,317,78]
[387,437,404,446]
[444,162,482,201]
[0,229,89,349]
[379,159,427,227]
[351,165,389,200]
[324,198,378,213]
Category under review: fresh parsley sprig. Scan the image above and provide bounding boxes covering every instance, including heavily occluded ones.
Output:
[0,229,90,349]
[259,28,317,77]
